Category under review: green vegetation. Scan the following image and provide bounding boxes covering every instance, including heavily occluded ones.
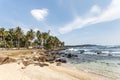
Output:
[0,27,64,49]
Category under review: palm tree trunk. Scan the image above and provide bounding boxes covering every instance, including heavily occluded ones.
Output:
[17,39,20,49]
[11,39,13,49]
[3,36,6,49]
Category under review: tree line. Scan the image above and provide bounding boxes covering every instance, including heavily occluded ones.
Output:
[0,27,64,49]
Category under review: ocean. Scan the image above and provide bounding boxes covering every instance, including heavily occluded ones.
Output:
[59,45,120,80]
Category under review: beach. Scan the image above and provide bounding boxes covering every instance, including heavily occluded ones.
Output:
[0,62,110,80]
[0,47,120,80]
[0,0,120,79]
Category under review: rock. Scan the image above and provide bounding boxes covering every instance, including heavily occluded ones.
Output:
[0,56,16,65]
[22,61,30,66]
[117,63,120,65]
[108,53,112,56]
[66,53,78,58]
[96,51,102,54]
[56,58,67,63]
[74,55,78,57]
[46,57,55,61]
[66,54,72,58]
[79,50,85,54]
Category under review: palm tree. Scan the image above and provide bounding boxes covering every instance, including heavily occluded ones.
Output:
[0,27,4,48]
[35,30,41,48]
[61,42,64,47]
[45,36,53,49]
[45,36,59,49]
[36,30,41,48]
[27,29,35,41]
[0,28,8,48]
[25,29,35,48]
[7,28,15,48]
[15,27,23,49]
[0,28,5,41]
[42,32,49,47]
[0,27,64,49]
[36,30,41,39]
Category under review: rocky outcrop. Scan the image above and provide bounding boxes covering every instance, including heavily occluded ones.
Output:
[0,56,16,65]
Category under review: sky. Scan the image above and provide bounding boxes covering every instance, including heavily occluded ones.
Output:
[0,0,120,45]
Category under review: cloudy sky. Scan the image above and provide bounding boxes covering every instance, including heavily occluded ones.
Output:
[0,0,120,45]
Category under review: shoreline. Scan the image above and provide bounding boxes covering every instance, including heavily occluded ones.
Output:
[0,62,111,80]
[62,63,113,80]
[0,49,119,80]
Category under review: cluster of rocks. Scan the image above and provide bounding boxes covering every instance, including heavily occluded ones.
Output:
[51,51,78,58]
[15,51,66,68]
[0,50,78,68]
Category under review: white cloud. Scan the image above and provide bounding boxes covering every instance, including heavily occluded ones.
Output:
[33,28,40,32]
[31,8,48,21]
[90,5,101,14]
[59,0,120,34]
[97,0,120,23]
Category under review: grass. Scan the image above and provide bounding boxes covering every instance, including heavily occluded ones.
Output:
[0,49,45,58]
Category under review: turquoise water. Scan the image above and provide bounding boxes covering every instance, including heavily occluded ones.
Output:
[75,59,120,79]
[62,45,120,80]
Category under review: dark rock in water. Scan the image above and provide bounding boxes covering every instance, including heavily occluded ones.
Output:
[96,51,102,54]
[62,55,65,57]
[67,54,73,58]
[117,63,120,65]
[106,63,110,66]
[79,50,85,54]
[74,55,78,57]
[108,53,112,56]
[66,53,78,58]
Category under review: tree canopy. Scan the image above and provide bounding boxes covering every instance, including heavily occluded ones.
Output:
[0,27,64,49]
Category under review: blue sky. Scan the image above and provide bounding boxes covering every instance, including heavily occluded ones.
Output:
[0,0,120,45]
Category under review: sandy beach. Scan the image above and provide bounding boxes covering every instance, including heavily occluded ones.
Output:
[0,62,111,80]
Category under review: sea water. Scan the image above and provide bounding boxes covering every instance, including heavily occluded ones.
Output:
[61,45,120,79]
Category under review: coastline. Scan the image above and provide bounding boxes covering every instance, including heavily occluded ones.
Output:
[66,63,119,80]
[0,62,111,80]
[0,49,119,80]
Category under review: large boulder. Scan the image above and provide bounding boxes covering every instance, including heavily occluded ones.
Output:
[0,56,16,65]
[66,53,78,58]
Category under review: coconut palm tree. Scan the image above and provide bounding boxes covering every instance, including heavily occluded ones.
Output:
[0,27,64,49]
[36,30,45,48]
[45,36,59,49]
[36,30,41,39]
[36,30,41,48]
[42,32,49,47]
[45,36,53,49]
[25,29,35,48]
[0,28,8,48]
[61,42,64,47]
[0,28,5,41]
[15,27,23,49]
[7,28,15,48]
